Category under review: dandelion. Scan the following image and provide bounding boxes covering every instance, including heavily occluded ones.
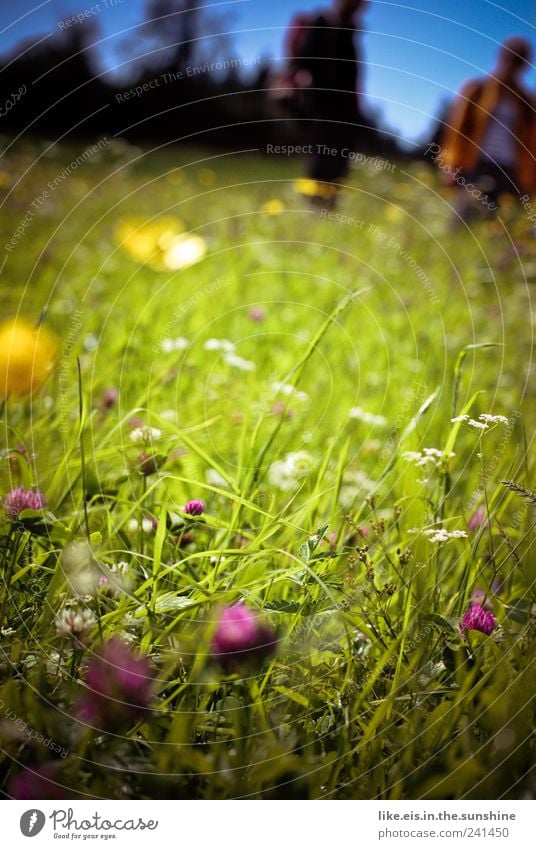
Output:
[212,602,277,672]
[129,426,162,445]
[77,639,155,730]
[55,606,96,643]
[0,318,58,399]
[183,499,205,516]
[3,487,47,519]
[460,604,497,637]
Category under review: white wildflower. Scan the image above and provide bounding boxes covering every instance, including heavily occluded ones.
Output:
[128,517,156,534]
[162,337,189,353]
[451,415,469,423]
[349,406,388,427]
[55,606,96,640]
[271,382,308,402]
[468,419,489,431]
[479,414,509,425]
[130,425,162,444]
[223,352,256,371]
[204,338,235,352]
[403,448,454,469]
[268,451,313,490]
[422,528,468,544]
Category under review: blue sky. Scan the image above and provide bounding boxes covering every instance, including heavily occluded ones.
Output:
[1,0,536,145]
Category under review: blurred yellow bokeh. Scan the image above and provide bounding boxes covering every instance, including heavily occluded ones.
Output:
[261,199,285,216]
[0,318,58,399]
[115,216,207,271]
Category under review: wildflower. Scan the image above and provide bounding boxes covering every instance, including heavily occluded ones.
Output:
[0,318,58,399]
[10,762,69,800]
[101,388,118,409]
[136,452,163,476]
[460,604,497,637]
[204,338,235,352]
[128,517,157,534]
[223,352,256,371]
[249,306,266,321]
[77,639,155,730]
[183,499,205,516]
[55,606,96,643]
[3,487,47,519]
[422,528,468,544]
[161,337,189,353]
[468,506,487,532]
[451,415,469,423]
[268,451,313,490]
[468,419,489,431]
[129,425,162,444]
[349,406,388,427]
[212,602,277,672]
[479,413,509,425]
[271,381,308,402]
[403,448,455,469]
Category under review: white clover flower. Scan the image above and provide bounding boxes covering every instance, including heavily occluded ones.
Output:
[161,337,189,353]
[271,382,308,402]
[128,517,156,534]
[130,426,162,444]
[204,338,236,352]
[268,451,314,490]
[55,607,96,640]
[223,352,256,371]
[349,406,388,427]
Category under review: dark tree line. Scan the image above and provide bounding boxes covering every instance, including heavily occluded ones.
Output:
[0,0,404,157]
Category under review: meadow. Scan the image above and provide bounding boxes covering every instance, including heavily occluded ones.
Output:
[0,136,534,800]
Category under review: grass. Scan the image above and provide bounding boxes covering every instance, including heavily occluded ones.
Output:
[0,137,534,799]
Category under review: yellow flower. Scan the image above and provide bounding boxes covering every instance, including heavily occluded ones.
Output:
[261,199,285,216]
[115,216,185,267]
[0,318,58,399]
